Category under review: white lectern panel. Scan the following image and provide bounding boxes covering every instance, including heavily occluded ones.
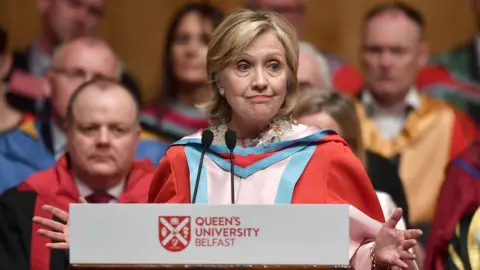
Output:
[69,204,349,266]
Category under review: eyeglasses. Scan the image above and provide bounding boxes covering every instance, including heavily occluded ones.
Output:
[51,67,113,84]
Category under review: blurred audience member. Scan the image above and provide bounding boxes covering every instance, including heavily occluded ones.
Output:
[245,0,364,94]
[0,37,167,195]
[294,89,409,228]
[425,142,480,270]
[357,2,476,243]
[0,27,24,133]
[140,3,224,142]
[0,78,155,270]
[417,0,480,123]
[298,42,331,90]
[442,207,480,270]
[5,0,142,115]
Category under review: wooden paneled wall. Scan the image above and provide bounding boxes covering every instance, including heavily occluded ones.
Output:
[0,0,476,104]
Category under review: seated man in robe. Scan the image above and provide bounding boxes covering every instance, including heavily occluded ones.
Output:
[425,142,480,269]
[5,0,142,115]
[0,36,168,195]
[0,78,156,270]
[443,207,480,270]
[356,2,477,244]
[296,42,411,228]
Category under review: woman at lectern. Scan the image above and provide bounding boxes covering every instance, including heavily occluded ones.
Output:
[33,9,422,269]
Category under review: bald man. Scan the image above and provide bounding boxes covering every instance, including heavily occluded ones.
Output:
[297,41,331,90]
[0,37,167,195]
[5,0,142,114]
[0,78,155,270]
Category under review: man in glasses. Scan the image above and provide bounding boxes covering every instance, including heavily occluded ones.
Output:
[0,36,167,195]
[4,0,142,115]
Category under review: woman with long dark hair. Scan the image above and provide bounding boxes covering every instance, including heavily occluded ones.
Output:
[141,3,224,142]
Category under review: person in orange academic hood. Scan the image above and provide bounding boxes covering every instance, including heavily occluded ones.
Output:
[0,79,155,270]
[356,2,477,243]
[32,9,423,269]
[0,37,168,195]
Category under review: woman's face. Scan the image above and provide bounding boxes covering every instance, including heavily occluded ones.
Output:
[218,30,288,126]
[171,11,212,85]
[297,112,343,135]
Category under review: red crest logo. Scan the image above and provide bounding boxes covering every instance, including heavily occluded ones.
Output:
[158,216,191,252]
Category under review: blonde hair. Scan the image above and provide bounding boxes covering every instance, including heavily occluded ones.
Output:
[294,88,366,165]
[203,8,300,125]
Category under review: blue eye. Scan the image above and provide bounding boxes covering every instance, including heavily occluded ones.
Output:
[237,63,250,71]
[269,63,280,71]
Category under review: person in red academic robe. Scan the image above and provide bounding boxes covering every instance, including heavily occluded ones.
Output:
[425,142,480,270]
[0,78,156,270]
[148,9,423,269]
[443,207,480,270]
[31,9,423,269]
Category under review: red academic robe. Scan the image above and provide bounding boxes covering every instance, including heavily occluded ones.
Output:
[357,93,477,229]
[148,132,385,221]
[148,130,387,268]
[425,143,480,270]
[0,155,155,270]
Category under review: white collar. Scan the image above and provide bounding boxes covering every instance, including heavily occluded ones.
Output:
[362,87,421,114]
[50,121,66,157]
[74,176,125,199]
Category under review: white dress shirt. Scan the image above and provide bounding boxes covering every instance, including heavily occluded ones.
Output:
[74,176,125,203]
[362,88,421,140]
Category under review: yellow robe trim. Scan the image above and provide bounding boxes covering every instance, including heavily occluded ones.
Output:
[448,242,465,270]
[18,118,39,139]
[139,130,171,144]
[357,94,455,225]
[467,208,480,270]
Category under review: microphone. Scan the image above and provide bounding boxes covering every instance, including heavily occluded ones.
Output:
[224,130,237,204]
[192,129,214,204]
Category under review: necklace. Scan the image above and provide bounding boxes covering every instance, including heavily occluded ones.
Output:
[210,116,297,147]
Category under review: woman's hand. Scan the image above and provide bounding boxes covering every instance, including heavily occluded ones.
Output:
[374,208,423,269]
[32,197,88,250]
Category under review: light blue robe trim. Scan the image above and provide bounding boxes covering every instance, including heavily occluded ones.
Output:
[274,144,317,204]
[184,145,208,204]
[173,130,333,178]
[171,129,335,155]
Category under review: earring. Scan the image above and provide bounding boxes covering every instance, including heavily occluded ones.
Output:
[219,87,225,96]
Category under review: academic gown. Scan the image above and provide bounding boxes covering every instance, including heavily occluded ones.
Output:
[148,124,418,269]
[357,93,477,231]
[443,207,480,270]
[425,142,480,270]
[0,155,155,270]
[417,64,480,124]
[0,115,168,195]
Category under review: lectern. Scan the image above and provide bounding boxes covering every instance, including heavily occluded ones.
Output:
[69,204,351,270]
